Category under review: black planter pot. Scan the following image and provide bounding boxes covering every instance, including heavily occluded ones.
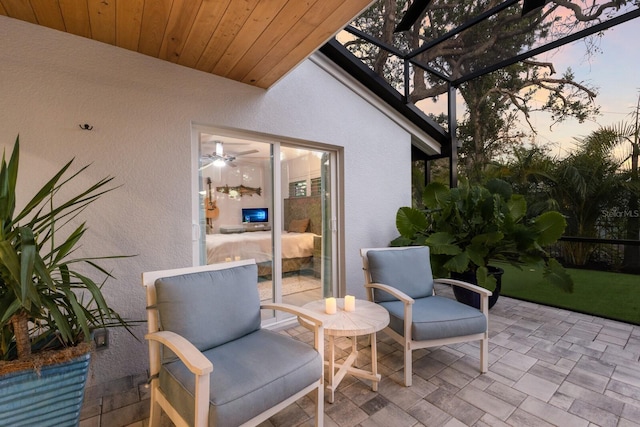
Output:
[451,266,504,310]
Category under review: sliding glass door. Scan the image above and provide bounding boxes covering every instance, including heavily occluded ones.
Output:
[193,127,337,322]
[279,145,335,306]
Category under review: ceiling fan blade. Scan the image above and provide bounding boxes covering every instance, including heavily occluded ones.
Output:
[199,159,214,171]
[394,0,432,32]
[233,149,260,156]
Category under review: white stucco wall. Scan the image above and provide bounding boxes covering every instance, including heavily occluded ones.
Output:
[0,16,415,386]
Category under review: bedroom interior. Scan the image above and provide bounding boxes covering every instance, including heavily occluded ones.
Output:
[199,133,327,307]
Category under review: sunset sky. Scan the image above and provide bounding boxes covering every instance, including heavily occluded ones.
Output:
[531,17,640,158]
[412,12,639,161]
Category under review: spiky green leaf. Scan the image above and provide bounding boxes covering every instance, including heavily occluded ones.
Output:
[0,137,135,361]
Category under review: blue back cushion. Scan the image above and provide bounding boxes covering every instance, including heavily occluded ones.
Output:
[367,247,434,302]
[155,263,260,362]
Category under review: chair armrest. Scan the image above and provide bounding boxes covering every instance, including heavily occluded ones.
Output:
[261,303,324,328]
[434,278,493,297]
[145,331,213,375]
[365,282,415,304]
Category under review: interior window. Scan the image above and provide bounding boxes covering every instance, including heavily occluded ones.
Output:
[290,180,307,197]
[310,177,321,197]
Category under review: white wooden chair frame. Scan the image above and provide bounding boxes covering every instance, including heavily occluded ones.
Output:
[360,247,491,387]
[142,260,324,427]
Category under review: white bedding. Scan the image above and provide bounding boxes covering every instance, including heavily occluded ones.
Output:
[206,231,316,264]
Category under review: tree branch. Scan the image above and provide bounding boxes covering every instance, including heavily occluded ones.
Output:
[523,59,556,74]
[552,0,627,22]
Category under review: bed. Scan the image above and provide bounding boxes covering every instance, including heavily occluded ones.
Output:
[206,196,322,276]
[206,231,317,276]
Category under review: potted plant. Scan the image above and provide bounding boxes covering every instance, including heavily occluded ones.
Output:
[0,136,131,425]
[391,178,573,308]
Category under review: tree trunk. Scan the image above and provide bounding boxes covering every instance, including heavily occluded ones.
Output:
[468,104,486,183]
[10,311,31,360]
[372,0,396,76]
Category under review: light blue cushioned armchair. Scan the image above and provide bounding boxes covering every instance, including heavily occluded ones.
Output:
[142,260,324,426]
[360,246,491,387]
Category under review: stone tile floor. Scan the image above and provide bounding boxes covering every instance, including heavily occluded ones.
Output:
[150,287,640,427]
[267,288,640,427]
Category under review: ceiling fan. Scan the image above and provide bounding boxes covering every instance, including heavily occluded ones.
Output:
[394,0,545,32]
[200,141,258,169]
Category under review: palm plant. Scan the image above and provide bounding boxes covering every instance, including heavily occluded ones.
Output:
[0,136,129,362]
[550,129,631,266]
[582,97,639,270]
[494,145,559,217]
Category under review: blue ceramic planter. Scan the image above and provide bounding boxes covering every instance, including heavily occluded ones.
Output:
[0,351,90,427]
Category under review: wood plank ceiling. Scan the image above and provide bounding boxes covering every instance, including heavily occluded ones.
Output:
[0,0,373,88]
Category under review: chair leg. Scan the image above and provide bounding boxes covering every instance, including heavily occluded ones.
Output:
[148,388,161,427]
[404,343,412,387]
[480,335,489,373]
[315,382,324,427]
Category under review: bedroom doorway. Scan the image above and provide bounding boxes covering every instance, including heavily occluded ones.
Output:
[193,127,338,322]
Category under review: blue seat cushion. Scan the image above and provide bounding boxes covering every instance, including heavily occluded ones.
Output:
[379,296,487,341]
[367,247,434,302]
[159,329,321,427]
[155,263,260,363]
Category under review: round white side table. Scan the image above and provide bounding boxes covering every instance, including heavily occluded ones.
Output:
[301,298,389,403]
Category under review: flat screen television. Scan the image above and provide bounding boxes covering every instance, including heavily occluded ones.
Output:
[242,207,268,223]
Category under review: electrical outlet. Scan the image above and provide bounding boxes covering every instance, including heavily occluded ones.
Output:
[94,329,109,350]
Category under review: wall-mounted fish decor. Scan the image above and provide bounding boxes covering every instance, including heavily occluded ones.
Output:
[216,184,262,197]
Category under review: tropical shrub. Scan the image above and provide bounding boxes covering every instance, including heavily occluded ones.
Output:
[392,178,573,292]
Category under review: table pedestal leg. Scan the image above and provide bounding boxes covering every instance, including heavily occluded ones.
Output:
[327,335,336,403]
[352,335,359,367]
[371,331,379,391]
[325,333,382,403]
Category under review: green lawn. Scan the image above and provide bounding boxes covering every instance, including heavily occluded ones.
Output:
[496,262,640,325]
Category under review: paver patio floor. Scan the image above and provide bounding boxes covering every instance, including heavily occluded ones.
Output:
[262,286,640,427]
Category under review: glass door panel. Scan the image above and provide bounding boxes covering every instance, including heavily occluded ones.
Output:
[198,133,275,316]
[195,128,337,324]
[280,147,331,306]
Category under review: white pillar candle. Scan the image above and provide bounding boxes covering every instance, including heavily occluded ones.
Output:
[325,297,337,314]
[344,295,355,312]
